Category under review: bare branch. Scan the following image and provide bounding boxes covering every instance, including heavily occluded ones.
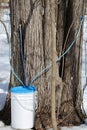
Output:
[0,19,10,44]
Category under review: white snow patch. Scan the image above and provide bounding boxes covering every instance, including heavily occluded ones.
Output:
[81,15,87,115]
[61,124,87,130]
[0,121,5,127]
[0,9,10,111]
[0,34,10,110]
[0,125,87,130]
[0,126,13,130]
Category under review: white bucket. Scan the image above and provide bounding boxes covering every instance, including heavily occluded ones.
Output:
[11,86,36,129]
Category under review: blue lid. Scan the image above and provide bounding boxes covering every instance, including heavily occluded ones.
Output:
[10,86,36,93]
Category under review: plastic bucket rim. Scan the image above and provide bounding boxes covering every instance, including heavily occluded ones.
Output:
[10,85,37,94]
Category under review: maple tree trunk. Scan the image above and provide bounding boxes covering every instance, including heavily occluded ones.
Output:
[0,0,85,127]
[58,0,85,125]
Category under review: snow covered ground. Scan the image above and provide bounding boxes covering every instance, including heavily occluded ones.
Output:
[0,124,87,130]
[0,7,87,130]
[61,124,87,130]
[0,34,10,111]
[0,9,10,111]
[82,16,87,115]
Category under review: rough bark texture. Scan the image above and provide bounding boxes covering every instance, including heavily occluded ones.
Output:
[1,0,85,128]
[50,0,59,130]
[59,0,85,125]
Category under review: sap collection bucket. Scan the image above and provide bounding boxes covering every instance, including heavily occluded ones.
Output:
[10,86,37,129]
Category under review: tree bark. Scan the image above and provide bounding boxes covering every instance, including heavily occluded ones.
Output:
[59,0,85,125]
[1,0,85,127]
[50,0,58,130]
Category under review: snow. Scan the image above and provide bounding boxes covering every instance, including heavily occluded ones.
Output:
[0,125,87,130]
[82,16,87,115]
[0,6,87,130]
[0,8,10,111]
[0,126,31,130]
[0,126,13,130]
[0,35,10,111]
[61,124,87,130]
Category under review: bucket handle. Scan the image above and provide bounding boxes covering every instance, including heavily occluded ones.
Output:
[12,95,35,112]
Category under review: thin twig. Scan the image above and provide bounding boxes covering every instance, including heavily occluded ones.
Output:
[0,19,10,44]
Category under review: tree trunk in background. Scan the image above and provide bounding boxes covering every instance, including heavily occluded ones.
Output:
[1,0,85,128]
